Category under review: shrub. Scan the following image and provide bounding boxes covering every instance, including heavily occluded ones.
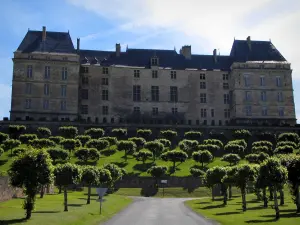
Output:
[84,128,105,139]
[203,139,223,149]
[74,148,100,163]
[136,129,152,139]
[111,128,127,139]
[192,150,213,167]
[221,153,241,166]
[0,132,9,144]
[37,127,51,138]
[2,139,21,152]
[156,139,171,148]
[12,147,27,156]
[19,134,37,144]
[29,138,56,149]
[49,136,65,144]
[144,141,164,160]
[224,144,245,154]
[233,129,252,140]
[161,150,188,170]
[227,139,247,149]
[184,131,202,140]
[117,140,136,161]
[85,139,109,151]
[277,132,300,144]
[179,139,199,156]
[134,149,153,164]
[160,130,177,140]
[128,137,146,149]
[75,135,91,146]
[47,148,69,162]
[8,125,26,138]
[99,137,117,146]
[189,168,205,177]
[276,141,297,149]
[58,126,78,139]
[274,145,294,154]
[61,139,80,153]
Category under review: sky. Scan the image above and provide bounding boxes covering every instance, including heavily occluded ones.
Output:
[0,0,300,121]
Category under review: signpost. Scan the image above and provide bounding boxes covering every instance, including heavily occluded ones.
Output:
[96,188,108,214]
[161,180,167,197]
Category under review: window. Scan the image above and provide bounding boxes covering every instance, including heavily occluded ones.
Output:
[261,91,266,101]
[245,91,251,101]
[171,71,176,79]
[102,78,109,85]
[62,67,68,80]
[278,107,284,116]
[44,66,50,79]
[102,90,109,101]
[133,85,141,102]
[224,94,230,104]
[25,99,31,109]
[81,89,88,100]
[245,106,252,116]
[82,76,89,84]
[44,84,49,96]
[276,76,282,87]
[60,100,67,111]
[262,107,267,116]
[62,57,68,61]
[61,85,67,97]
[134,70,140,78]
[211,109,214,117]
[102,106,108,115]
[43,99,49,110]
[151,86,159,101]
[151,57,158,66]
[133,107,140,114]
[244,75,249,87]
[25,83,32,94]
[223,83,229,89]
[260,76,265,86]
[200,93,207,103]
[201,109,207,118]
[170,86,178,102]
[152,107,158,116]
[277,92,283,102]
[152,70,158,78]
[81,105,88,114]
[224,109,230,118]
[223,74,229,80]
[27,65,33,78]
[200,73,206,80]
[102,67,109,74]
[83,67,89,73]
[200,82,206,89]
[172,108,178,114]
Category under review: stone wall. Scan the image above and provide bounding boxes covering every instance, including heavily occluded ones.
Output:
[0,176,23,202]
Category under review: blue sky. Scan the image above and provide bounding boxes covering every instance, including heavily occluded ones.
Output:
[0,0,300,121]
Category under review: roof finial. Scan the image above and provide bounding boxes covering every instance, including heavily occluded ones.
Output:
[174,46,176,52]
[126,44,128,51]
[234,36,235,40]
[68,30,69,34]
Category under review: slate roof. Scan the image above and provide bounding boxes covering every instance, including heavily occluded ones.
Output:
[17,30,75,53]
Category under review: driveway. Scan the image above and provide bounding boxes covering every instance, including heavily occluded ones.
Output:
[102,197,217,225]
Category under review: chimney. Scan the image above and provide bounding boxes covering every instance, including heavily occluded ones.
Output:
[42,26,46,41]
[116,43,121,57]
[181,45,191,59]
[213,49,217,62]
[247,36,251,50]
[77,38,80,52]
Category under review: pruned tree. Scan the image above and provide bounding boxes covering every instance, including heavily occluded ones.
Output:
[111,128,127,140]
[222,166,238,199]
[8,125,26,139]
[203,139,223,149]
[274,145,294,154]
[84,128,105,139]
[102,163,123,191]
[74,148,100,163]
[47,148,69,163]
[2,139,21,156]
[159,130,177,141]
[58,126,78,139]
[221,153,241,166]
[37,127,51,138]
[147,165,168,186]
[227,139,247,149]
[179,139,199,156]
[128,137,146,150]
[117,140,136,161]
[252,145,273,156]
[53,163,82,211]
[134,149,153,164]
[136,129,152,140]
[255,131,276,143]
[19,134,37,144]
[0,132,9,144]
[277,132,300,144]
[144,141,164,161]
[99,136,117,146]
[161,150,188,172]
[233,129,252,141]
[192,150,213,168]
[0,147,4,157]
[12,147,27,156]
[61,139,81,154]
[198,144,220,157]
[156,139,171,148]
[276,141,297,149]
[75,135,91,146]
[189,168,205,178]
[224,143,245,155]
[49,136,64,144]
[29,138,56,149]
[85,139,109,151]
[184,131,202,140]
[8,150,53,219]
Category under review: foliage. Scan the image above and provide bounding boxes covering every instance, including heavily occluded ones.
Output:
[179,139,199,156]
[198,144,220,156]
[136,129,152,139]
[8,125,26,138]
[47,148,69,163]
[205,166,227,203]
[189,168,205,177]
[252,140,273,149]
[277,141,298,149]
[274,145,294,154]
[49,136,64,144]
[12,147,27,156]
[161,149,188,170]
[61,139,80,153]
[103,163,123,182]
[84,128,105,139]
[19,134,37,144]
[233,129,252,140]
[192,150,213,167]
[85,139,109,151]
[184,131,202,140]
[160,130,177,140]
[128,137,146,149]
[227,139,247,149]
[58,126,78,139]
[252,145,272,155]
[144,141,164,160]
[133,149,153,164]
[147,165,168,179]
[0,132,9,144]
[277,132,300,144]
[2,139,21,152]
[156,139,171,148]
[221,154,241,166]
[29,138,56,149]
[37,127,51,138]
[8,150,53,219]
[99,136,118,146]
[75,135,91,146]
[111,128,127,139]
[224,143,245,154]
[74,148,100,163]
[117,140,136,161]
[245,154,260,164]
[203,139,223,149]
[0,147,3,157]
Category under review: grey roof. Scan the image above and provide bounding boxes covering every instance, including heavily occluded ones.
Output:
[17,30,75,53]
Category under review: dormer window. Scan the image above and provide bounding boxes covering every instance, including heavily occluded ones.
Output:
[28,55,33,59]
[151,57,158,66]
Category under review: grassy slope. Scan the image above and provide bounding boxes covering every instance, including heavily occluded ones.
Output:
[185,191,300,225]
[0,189,132,225]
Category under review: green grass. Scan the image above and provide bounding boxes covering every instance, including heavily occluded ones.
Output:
[0,189,132,225]
[185,191,300,225]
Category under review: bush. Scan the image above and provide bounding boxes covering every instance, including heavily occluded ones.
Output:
[59,126,78,139]
[203,139,223,149]
[74,148,100,162]
[189,168,205,177]
[184,131,202,140]
[12,147,27,156]
[47,148,69,162]
[192,150,213,167]
[111,128,127,139]
[221,153,241,166]
[179,139,199,156]
[136,129,152,139]
[117,140,136,160]
[133,149,153,164]
[274,145,294,154]
[84,128,105,139]
[49,136,65,144]
[8,125,26,138]
[276,141,297,149]
[85,139,109,151]
[75,135,91,146]
[233,129,252,140]
[156,139,171,148]
[277,132,300,144]
[160,130,177,140]
[37,127,51,138]
[29,138,56,149]
[19,134,37,144]
[2,139,21,151]
[227,139,247,149]
[0,132,9,144]
[99,137,117,146]
[61,139,80,152]
[224,144,245,154]
[128,137,146,149]
[144,141,164,160]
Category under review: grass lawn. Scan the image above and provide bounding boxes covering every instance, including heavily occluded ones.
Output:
[0,189,132,225]
[185,191,300,225]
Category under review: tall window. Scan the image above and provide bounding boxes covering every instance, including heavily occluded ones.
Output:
[261,91,266,101]
[44,66,50,79]
[102,90,109,101]
[201,109,207,118]
[244,75,249,87]
[260,76,265,86]
[44,84,49,96]
[200,73,206,80]
[62,67,68,80]
[277,92,283,102]
[223,74,229,80]
[60,100,66,111]
[172,108,178,114]
[27,65,33,78]
[61,85,67,97]
[25,99,31,109]
[151,86,159,101]
[81,89,88,99]
[224,94,229,104]
[276,76,282,87]
[170,86,178,102]
[82,76,89,84]
[200,93,207,103]
[245,91,251,101]
[81,105,88,114]
[171,71,176,79]
[211,109,214,117]
[151,57,158,66]
[25,83,32,94]
[262,107,267,116]
[224,109,230,118]
[102,67,109,74]
[200,82,206,89]
[152,107,158,115]
[134,70,140,78]
[102,106,108,115]
[152,70,158,78]
[102,78,109,85]
[223,83,229,89]
[133,107,140,114]
[133,85,141,102]
[83,67,89,73]
[245,105,252,116]
[278,107,284,116]
[43,99,49,110]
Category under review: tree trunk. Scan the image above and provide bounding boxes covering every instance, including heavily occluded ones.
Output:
[279,189,284,205]
[59,185,62,194]
[274,187,280,220]
[223,186,228,205]
[296,184,300,213]
[228,185,232,199]
[40,185,45,198]
[269,186,274,200]
[212,188,215,201]
[173,161,176,172]
[64,186,68,212]
[256,188,261,201]
[242,190,247,211]
[87,185,91,204]
[25,194,35,219]
[263,188,268,208]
